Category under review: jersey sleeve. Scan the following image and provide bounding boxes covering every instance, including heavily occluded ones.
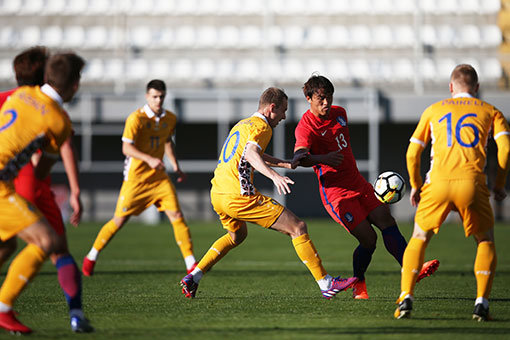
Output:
[409,107,432,148]
[492,108,510,188]
[248,123,272,151]
[294,120,313,151]
[122,113,139,144]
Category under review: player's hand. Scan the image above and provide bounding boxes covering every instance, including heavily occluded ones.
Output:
[176,169,187,183]
[409,187,421,207]
[147,157,165,170]
[493,187,507,202]
[69,193,83,227]
[291,153,306,169]
[322,150,344,167]
[272,175,294,195]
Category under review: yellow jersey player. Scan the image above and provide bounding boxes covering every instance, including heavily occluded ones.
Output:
[82,79,197,277]
[179,87,357,299]
[394,64,510,321]
[0,52,85,334]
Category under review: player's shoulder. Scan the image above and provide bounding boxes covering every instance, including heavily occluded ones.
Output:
[163,109,177,121]
[330,105,347,115]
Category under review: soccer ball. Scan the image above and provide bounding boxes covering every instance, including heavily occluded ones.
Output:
[373,171,405,204]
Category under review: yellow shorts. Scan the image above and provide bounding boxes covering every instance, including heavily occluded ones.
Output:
[415,178,493,237]
[210,192,285,232]
[114,177,180,217]
[0,181,42,241]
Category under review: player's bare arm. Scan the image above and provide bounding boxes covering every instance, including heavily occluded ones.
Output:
[34,152,58,180]
[60,137,82,226]
[293,147,343,167]
[262,153,296,169]
[165,139,186,183]
[122,141,164,170]
[244,143,294,195]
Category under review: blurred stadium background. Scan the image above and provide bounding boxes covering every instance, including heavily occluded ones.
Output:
[1,0,509,223]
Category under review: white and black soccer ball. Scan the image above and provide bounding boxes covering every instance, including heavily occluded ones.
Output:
[373,171,406,204]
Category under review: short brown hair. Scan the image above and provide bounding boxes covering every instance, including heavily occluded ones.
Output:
[147,79,166,93]
[44,52,85,91]
[450,64,478,91]
[13,46,49,86]
[258,87,288,109]
[303,74,334,99]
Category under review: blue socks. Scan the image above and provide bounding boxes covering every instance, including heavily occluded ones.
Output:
[353,244,375,280]
[382,225,408,266]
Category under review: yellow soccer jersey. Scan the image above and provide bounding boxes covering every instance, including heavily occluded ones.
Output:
[408,93,510,187]
[0,85,71,181]
[122,104,177,183]
[211,112,272,195]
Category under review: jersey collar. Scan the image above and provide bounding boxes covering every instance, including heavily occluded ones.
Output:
[41,84,63,108]
[143,104,166,119]
[252,111,269,125]
[453,92,474,98]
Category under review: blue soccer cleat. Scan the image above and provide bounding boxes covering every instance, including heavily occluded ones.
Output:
[322,276,358,299]
[180,273,199,298]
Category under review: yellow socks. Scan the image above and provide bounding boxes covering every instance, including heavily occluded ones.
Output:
[0,244,47,307]
[171,218,194,259]
[92,219,121,252]
[292,234,327,281]
[474,241,496,299]
[400,237,426,298]
[197,233,237,273]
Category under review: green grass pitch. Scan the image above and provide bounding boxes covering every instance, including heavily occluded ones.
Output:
[2,219,509,339]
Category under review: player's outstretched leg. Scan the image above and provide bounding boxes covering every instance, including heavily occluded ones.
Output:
[179,233,238,298]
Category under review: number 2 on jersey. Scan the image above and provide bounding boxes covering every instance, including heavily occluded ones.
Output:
[0,109,17,132]
[438,112,479,148]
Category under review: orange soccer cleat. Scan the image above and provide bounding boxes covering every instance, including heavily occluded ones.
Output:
[352,279,369,300]
[0,310,32,334]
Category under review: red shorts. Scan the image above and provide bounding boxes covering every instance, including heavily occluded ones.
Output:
[321,179,382,232]
[13,163,65,235]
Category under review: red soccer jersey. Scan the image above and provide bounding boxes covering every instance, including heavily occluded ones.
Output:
[294,106,368,202]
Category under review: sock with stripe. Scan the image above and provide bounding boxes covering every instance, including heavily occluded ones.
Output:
[0,244,47,307]
[474,241,496,300]
[196,233,237,273]
[292,234,328,281]
[400,237,426,297]
[89,219,121,258]
[171,217,195,266]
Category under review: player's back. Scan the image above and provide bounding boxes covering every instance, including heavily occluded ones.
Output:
[211,113,272,195]
[0,86,70,181]
[416,96,508,181]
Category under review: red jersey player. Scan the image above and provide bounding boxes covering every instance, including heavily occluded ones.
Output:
[293,75,439,299]
[0,47,92,333]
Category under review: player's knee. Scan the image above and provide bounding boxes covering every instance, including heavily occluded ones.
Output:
[230,229,247,245]
[288,220,307,238]
[0,239,17,258]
